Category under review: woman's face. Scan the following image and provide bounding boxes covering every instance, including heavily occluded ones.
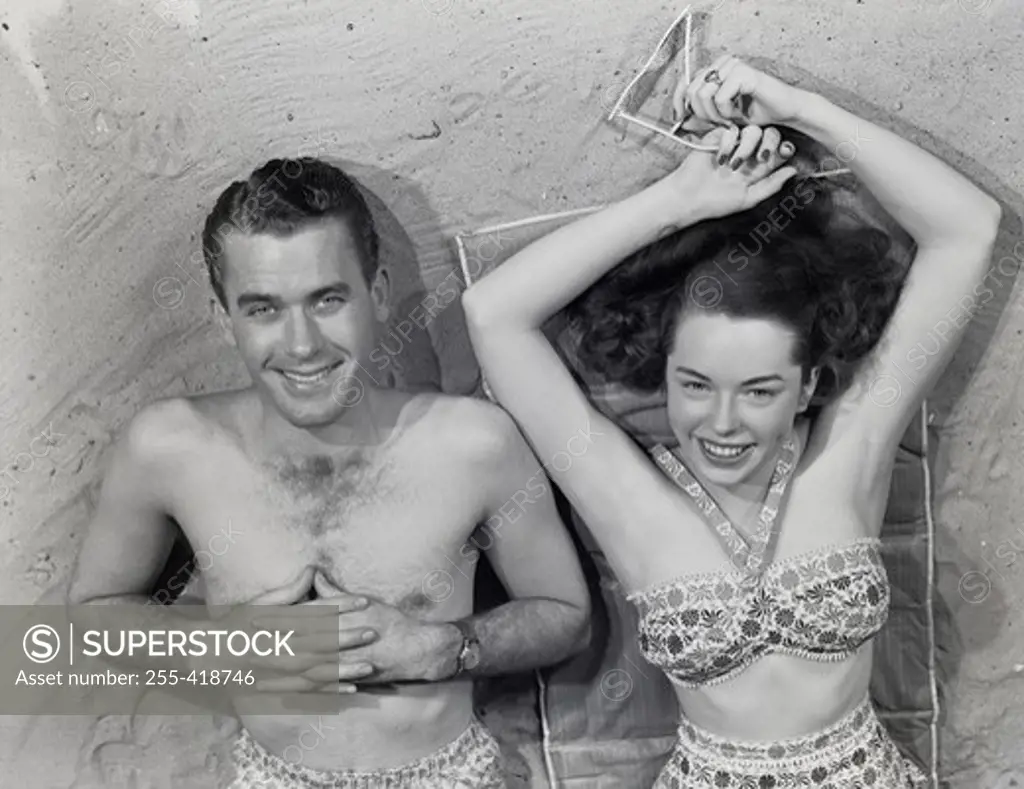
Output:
[664,310,816,490]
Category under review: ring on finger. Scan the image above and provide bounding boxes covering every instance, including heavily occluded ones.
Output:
[703,69,722,85]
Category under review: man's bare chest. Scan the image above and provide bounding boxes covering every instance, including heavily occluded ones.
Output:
[170,446,482,606]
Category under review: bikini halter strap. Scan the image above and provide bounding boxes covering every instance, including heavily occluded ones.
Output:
[650,436,798,583]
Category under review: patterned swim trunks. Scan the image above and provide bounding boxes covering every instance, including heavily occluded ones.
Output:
[654,695,930,788]
[227,716,506,788]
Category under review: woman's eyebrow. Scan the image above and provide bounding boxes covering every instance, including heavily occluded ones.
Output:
[674,367,785,385]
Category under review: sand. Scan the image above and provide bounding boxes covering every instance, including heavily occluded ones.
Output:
[1,0,1022,786]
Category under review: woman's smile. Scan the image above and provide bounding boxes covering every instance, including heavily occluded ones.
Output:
[696,437,756,466]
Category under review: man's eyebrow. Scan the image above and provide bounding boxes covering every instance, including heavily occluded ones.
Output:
[236,292,279,308]
[307,283,352,301]
[235,282,352,309]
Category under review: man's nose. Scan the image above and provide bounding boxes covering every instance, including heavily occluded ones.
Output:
[284,309,323,358]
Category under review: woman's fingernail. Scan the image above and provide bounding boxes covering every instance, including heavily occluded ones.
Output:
[363,630,377,641]
[760,150,770,161]
[717,154,728,166]
[730,159,741,171]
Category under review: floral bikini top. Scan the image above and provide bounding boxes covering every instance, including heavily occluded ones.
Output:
[627,437,890,689]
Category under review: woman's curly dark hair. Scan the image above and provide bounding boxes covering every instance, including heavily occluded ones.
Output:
[565,133,910,405]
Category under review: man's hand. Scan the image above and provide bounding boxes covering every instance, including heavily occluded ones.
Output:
[202,567,373,694]
[191,567,318,684]
[244,566,317,605]
[286,571,461,690]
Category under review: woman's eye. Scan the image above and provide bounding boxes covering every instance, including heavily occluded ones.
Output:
[682,381,710,392]
[747,388,776,399]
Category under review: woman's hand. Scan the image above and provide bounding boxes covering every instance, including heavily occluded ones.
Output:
[663,125,798,221]
[674,55,808,129]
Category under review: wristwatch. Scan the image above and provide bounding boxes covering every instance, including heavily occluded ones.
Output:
[450,620,481,678]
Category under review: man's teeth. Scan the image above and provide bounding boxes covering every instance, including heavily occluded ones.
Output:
[281,366,335,384]
[700,439,751,458]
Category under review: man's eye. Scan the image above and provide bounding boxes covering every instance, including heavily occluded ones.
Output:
[314,294,347,311]
[246,305,274,317]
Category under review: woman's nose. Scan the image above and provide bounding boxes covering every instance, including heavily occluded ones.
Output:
[711,394,740,435]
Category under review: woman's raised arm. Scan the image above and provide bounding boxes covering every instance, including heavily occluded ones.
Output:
[681,56,1002,454]
[461,132,796,573]
[463,170,690,333]
[462,127,795,332]
[790,88,1000,439]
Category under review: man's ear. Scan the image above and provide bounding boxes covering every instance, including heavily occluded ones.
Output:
[798,366,821,413]
[370,267,391,323]
[211,298,236,347]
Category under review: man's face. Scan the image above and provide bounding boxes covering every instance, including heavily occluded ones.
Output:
[220,218,387,428]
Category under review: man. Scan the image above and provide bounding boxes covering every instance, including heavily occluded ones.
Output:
[67,157,591,788]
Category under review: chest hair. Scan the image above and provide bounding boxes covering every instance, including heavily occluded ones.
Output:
[266,450,395,536]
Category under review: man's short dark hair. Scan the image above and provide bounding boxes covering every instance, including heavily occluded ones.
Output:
[202,158,379,308]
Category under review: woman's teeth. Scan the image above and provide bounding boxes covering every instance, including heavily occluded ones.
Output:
[699,439,752,459]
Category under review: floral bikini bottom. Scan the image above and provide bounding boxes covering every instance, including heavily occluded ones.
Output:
[227,716,506,789]
[654,695,930,788]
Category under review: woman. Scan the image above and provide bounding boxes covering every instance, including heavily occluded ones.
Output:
[463,56,1000,787]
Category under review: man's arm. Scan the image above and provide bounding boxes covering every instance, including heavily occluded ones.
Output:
[436,404,592,678]
[67,401,370,704]
[64,402,216,677]
[67,403,179,607]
